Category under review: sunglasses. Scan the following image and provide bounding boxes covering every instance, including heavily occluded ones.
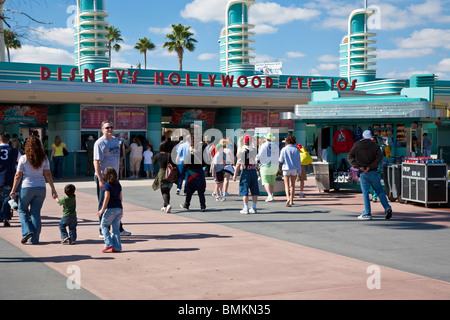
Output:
[103,126,114,130]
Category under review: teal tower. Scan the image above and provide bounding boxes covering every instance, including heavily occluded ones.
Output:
[219,0,255,78]
[74,0,109,72]
[339,2,377,83]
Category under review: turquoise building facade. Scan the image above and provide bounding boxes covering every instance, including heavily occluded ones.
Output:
[0,0,449,177]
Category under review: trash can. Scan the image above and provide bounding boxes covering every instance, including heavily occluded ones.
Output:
[387,164,402,202]
[313,162,336,192]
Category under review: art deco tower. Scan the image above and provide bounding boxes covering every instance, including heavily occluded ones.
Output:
[74,0,109,72]
[339,2,377,83]
[220,0,256,77]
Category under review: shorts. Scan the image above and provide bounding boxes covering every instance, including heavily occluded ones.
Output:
[130,157,142,171]
[239,169,260,196]
[144,163,153,172]
[214,170,225,183]
[261,174,276,185]
[283,169,298,176]
[296,167,307,181]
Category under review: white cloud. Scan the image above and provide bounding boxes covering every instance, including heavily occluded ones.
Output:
[181,0,227,23]
[434,58,450,72]
[11,45,74,65]
[317,54,339,63]
[149,26,175,35]
[254,24,278,35]
[382,67,433,79]
[250,2,320,26]
[395,29,450,50]
[33,26,74,48]
[286,51,306,59]
[181,0,321,30]
[377,48,435,59]
[253,53,277,64]
[316,63,338,71]
[198,53,219,61]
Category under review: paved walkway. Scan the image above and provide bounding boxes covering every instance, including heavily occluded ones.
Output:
[1,175,449,300]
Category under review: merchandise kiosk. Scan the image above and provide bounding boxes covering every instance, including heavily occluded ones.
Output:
[284,75,448,193]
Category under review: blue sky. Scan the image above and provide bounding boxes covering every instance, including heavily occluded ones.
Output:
[5,0,450,80]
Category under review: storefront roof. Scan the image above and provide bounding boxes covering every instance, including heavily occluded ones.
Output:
[0,80,318,108]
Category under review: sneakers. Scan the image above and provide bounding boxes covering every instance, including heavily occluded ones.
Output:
[224,192,231,197]
[121,230,131,236]
[240,207,257,214]
[215,196,225,202]
[240,208,249,214]
[61,237,70,244]
[21,233,34,244]
[166,204,172,213]
[180,204,189,210]
[101,246,115,253]
[299,192,305,198]
[357,214,372,220]
[265,194,274,202]
[385,208,393,220]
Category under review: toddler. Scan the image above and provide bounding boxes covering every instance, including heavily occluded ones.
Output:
[55,184,77,244]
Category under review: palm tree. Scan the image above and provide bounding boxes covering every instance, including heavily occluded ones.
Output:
[105,25,123,67]
[134,37,155,69]
[163,23,197,71]
[4,29,21,62]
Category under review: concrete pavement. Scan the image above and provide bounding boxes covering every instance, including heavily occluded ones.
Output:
[1,175,449,300]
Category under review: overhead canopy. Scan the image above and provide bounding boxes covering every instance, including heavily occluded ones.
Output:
[0,80,314,109]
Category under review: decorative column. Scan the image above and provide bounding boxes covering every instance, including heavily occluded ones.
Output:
[220,0,255,78]
[74,0,109,73]
[339,2,377,84]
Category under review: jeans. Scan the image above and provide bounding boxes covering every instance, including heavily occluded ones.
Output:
[95,175,124,234]
[53,156,64,179]
[100,207,123,251]
[0,186,12,221]
[424,149,431,157]
[177,163,187,191]
[59,214,77,241]
[360,171,391,216]
[18,187,46,244]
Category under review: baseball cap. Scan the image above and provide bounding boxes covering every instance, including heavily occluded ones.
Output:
[266,132,275,141]
[363,130,373,139]
[244,135,251,143]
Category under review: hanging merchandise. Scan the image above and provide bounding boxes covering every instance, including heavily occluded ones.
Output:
[354,127,362,142]
[332,129,354,154]
[333,158,350,183]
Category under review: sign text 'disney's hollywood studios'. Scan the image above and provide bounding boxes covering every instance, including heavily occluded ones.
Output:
[39,66,357,91]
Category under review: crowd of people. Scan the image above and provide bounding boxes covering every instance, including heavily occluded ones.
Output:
[0,123,393,253]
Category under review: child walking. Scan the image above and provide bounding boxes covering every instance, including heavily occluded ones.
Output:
[97,167,123,253]
[233,135,259,214]
[143,145,154,178]
[55,184,77,244]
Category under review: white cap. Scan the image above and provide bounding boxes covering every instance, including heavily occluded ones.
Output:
[363,130,372,139]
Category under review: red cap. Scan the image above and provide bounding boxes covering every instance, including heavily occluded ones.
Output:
[244,135,250,143]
